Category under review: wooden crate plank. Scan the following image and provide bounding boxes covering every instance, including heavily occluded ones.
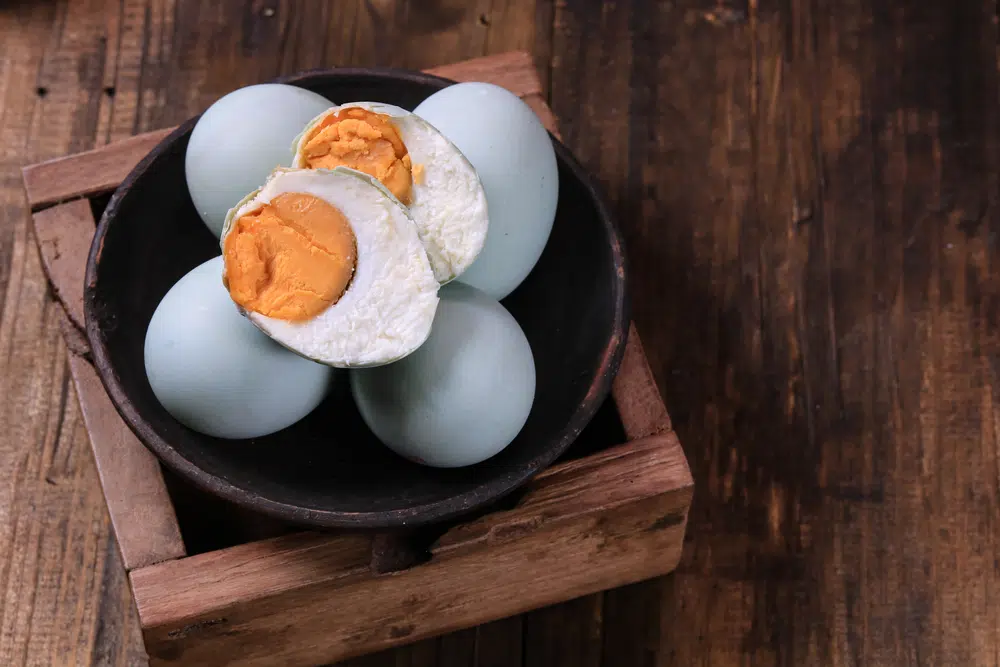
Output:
[611,323,672,440]
[68,356,186,570]
[30,199,94,331]
[431,433,687,556]
[20,51,548,212]
[523,92,561,140]
[429,51,543,96]
[130,433,691,667]
[22,128,175,212]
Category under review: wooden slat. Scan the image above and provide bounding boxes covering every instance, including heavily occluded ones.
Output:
[429,51,543,97]
[22,128,174,212]
[523,92,561,140]
[20,51,548,212]
[29,199,94,330]
[0,3,155,664]
[431,434,684,556]
[611,322,672,440]
[130,433,692,667]
[56,308,90,358]
[32,197,187,572]
[68,356,186,570]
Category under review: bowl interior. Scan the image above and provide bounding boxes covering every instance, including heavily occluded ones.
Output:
[85,69,627,528]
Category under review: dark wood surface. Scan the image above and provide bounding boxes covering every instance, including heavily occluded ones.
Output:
[2,2,998,667]
[129,433,689,666]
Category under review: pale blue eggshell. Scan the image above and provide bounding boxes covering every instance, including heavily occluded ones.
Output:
[350,282,535,467]
[184,84,333,238]
[413,82,558,299]
[144,256,334,439]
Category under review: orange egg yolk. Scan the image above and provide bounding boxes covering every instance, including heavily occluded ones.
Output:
[300,107,413,205]
[223,192,357,322]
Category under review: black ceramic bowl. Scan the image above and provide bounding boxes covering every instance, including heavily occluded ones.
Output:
[84,68,627,529]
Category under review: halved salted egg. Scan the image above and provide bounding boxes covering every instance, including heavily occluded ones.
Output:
[291,102,488,283]
[220,167,440,368]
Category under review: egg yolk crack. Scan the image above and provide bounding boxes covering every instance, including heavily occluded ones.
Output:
[301,107,413,205]
[223,192,357,321]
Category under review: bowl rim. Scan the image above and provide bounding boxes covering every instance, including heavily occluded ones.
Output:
[84,66,629,529]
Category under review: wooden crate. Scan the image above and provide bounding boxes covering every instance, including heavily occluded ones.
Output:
[22,52,693,667]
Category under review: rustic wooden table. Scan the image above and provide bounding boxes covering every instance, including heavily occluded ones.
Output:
[2,1,998,666]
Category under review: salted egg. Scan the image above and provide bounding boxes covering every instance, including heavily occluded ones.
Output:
[185,84,334,238]
[292,102,489,283]
[220,167,439,368]
[351,282,535,468]
[144,256,333,439]
[413,82,558,300]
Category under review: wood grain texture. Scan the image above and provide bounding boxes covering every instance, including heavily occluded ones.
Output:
[542,1,650,662]
[0,0,148,664]
[548,1,1000,666]
[10,0,996,665]
[22,128,174,212]
[129,433,691,666]
[67,356,185,571]
[612,323,672,440]
[32,198,185,570]
[20,51,551,213]
[29,199,94,331]
[428,51,542,94]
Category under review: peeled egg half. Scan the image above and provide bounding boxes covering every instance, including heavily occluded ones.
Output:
[292,102,488,283]
[351,282,535,468]
[144,256,333,439]
[414,83,559,300]
[185,83,334,238]
[220,167,440,368]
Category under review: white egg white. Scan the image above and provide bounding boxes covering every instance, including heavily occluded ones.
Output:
[220,167,440,368]
[413,83,559,300]
[292,102,489,284]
